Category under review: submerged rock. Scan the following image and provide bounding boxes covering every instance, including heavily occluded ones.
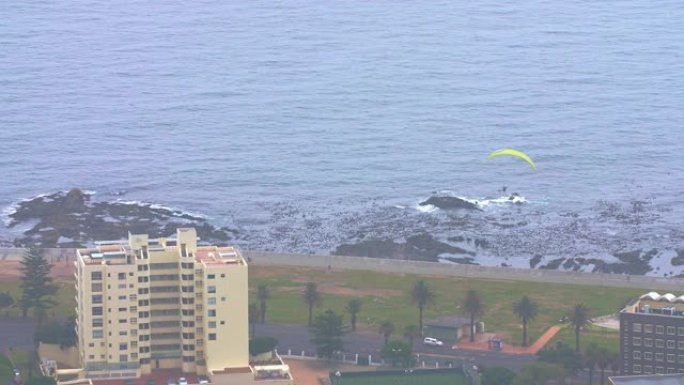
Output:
[7,188,238,248]
[333,232,475,262]
[419,196,481,211]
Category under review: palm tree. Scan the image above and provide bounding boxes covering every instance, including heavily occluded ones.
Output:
[303,282,321,326]
[403,325,420,348]
[411,280,435,335]
[569,303,591,353]
[257,284,271,324]
[379,321,395,346]
[584,343,599,385]
[248,303,259,338]
[346,298,362,332]
[512,296,538,347]
[596,347,610,385]
[463,289,485,342]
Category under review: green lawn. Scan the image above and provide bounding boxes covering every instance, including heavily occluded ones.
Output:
[1,354,15,385]
[548,324,620,353]
[0,279,76,319]
[333,371,467,385]
[250,266,642,349]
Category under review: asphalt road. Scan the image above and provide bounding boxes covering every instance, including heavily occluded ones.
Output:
[254,323,537,371]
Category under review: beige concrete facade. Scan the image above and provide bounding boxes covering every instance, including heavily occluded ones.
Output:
[75,228,249,380]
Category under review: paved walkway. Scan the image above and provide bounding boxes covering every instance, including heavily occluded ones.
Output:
[456,325,562,355]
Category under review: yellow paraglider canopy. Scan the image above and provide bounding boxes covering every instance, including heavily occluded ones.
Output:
[487,149,537,170]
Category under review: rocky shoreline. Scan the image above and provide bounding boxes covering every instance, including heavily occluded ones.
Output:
[6,188,237,247]
[3,188,683,277]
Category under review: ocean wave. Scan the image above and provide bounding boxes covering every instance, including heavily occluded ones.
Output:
[114,199,208,219]
[416,203,438,213]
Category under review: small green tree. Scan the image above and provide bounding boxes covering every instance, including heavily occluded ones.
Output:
[569,303,591,353]
[310,309,347,360]
[481,366,516,385]
[303,282,321,326]
[345,298,362,332]
[381,340,413,367]
[248,303,259,338]
[249,336,279,356]
[257,284,271,324]
[410,280,435,335]
[379,321,395,346]
[403,325,420,348]
[0,292,14,308]
[20,248,57,321]
[463,289,485,342]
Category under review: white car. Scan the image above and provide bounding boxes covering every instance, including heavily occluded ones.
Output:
[178,378,187,385]
[423,337,444,347]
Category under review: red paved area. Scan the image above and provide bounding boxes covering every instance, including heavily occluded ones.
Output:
[456,325,562,355]
[92,369,199,385]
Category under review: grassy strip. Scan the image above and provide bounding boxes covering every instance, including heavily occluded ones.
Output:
[249,266,639,349]
[0,280,75,318]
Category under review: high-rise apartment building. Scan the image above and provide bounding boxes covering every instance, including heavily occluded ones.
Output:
[75,228,249,379]
[620,292,684,376]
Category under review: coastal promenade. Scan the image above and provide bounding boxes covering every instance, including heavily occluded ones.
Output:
[2,247,682,290]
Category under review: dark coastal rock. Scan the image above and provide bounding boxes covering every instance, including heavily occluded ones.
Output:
[333,232,475,262]
[671,249,684,266]
[529,254,543,268]
[8,189,238,248]
[419,196,481,211]
[540,257,565,270]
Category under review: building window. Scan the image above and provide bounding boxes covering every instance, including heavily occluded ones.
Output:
[633,323,642,332]
[119,319,127,324]
[678,341,684,350]
[667,354,675,363]
[678,355,684,363]
[208,334,216,341]
[119,331,128,336]
[645,338,653,347]
[220,321,225,325]
[91,272,102,280]
[92,330,103,339]
[207,286,216,294]
[644,352,653,361]
[656,340,665,348]
[92,318,103,327]
[221,297,226,302]
[656,325,665,334]
[220,274,225,278]
[668,327,676,336]
[644,365,653,374]
[207,297,216,305]
[118,273,126,280]
[656,366,665,374]
[656,353,664,362]
[668,340,675,349]
[91,283,103,292]
[644,324,653,333]
[633,365,641,373]
[92,307,103,316]
[668,368,677,374]
[678,327,684,336]
[88,355,95,360]
[208,310,216,317]
[118,307,126,312]
[119,343,127,351]
[92,295,103,304]
[634,351,641,359]
[182,356,195,363]
[118,295,127,300]
[633,337,642,346]
[208,322,216,329]
[208,274,215,279]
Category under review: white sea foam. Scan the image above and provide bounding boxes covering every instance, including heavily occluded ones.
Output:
[416,203,437,213]
[114,199,208,219]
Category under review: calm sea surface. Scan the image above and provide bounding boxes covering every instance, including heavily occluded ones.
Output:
[1,1,683,264]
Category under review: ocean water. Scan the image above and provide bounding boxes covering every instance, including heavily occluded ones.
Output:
[1,1,683,266]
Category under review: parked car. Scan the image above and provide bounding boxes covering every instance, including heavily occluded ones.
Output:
[423,337,444,347]
[178,377,187,385]
[198,378,209,385]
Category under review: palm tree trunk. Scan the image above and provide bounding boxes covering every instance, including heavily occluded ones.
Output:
[522,319,528,347]
[589,368,594,385]
[260,301,266,324]
[418,306,424,336]
[308,303,313,326]
[575,326,581,353]
[351,314,356,331]
[470,313,475,342]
